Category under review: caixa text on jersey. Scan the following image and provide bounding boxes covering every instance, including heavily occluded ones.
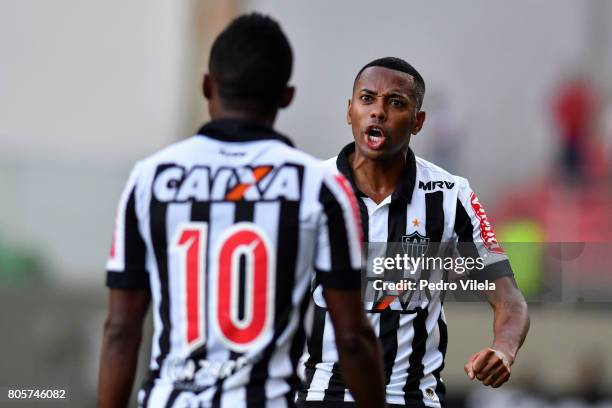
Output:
[152,163,303,202]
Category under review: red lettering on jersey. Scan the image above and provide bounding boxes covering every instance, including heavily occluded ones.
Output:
[217,229,270,345]
[225,166,273,201]
[469,192,505,254]
[176,229,203,343]
[373,294,397,311]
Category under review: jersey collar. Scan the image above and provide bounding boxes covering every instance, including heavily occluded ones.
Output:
[336,142,417,203]
[197,119,294,147]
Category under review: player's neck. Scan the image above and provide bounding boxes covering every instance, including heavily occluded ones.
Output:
[349,150,407,204]
[210,108,277,129]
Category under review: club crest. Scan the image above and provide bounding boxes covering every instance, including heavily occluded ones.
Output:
[401,231,430,259]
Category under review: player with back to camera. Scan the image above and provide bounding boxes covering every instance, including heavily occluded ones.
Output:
[298,58,530,407]
[97,14,386,408]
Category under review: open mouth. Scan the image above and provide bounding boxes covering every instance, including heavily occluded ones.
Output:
[364,126,386,149]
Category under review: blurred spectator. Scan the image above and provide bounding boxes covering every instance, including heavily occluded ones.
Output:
[551,74,597,185]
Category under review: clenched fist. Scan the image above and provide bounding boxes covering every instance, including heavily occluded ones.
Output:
[464,348,513,388]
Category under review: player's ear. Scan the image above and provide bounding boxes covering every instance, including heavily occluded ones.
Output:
[347,99,352,125]
[412,111,426,135]
[203,74,213,100]
[279,85,295,109]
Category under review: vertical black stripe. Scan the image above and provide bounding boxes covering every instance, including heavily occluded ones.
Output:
[403,307,428,407]
[432,313,448,405]
[247,199,301,406]
[420,192,445,285]
[150,164,174,371]
[402,192,443,406]
[164,389,182,408]
[212,200,255,405]
[139,377,154,408]
[454,198,479,259]
[234,200,255,222]
[319,183,352,271]
[297,304,327,403]
[285,392,297,408]
[235,201,254,322]
[379,198,408,386]
[289,292,311,380]
[325,192,381,401]
[211,384,221,408]
[425,192,444,243]
[379,308,401,386]
[357,197,369,243]
[124,187,148,286]
[387,197,408,242]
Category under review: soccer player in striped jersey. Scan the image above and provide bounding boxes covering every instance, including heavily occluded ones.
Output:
[297,58,530,407]
[97,14,386,408]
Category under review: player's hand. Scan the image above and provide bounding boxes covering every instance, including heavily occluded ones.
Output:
[464,348,513,388]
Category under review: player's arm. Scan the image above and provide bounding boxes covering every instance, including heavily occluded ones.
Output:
[315,170,386,407]
[98,162,151,406]
[98,289,150,407]
[464,276,529,388]
[454,180,529,388]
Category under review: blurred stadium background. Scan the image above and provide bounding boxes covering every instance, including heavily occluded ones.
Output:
[1,0,612,406]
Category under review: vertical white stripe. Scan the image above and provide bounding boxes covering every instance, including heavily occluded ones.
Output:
[141,188,161,370]
[313,217,332,272]
[145,383,173,408]
[265,394,290,408]
[305,313,337,401]
[147,259,162,370]
[220,384,245,407]
[106,163,140,271]
[266,308,299,386]
[322,173,362,269]
[363,198,389,241]
[165,202,192,359]
[418,302,444,407]
[264,379,292,404]
[206,202,235,364]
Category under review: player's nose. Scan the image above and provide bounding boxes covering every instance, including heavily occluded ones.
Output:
[369,98,386,121]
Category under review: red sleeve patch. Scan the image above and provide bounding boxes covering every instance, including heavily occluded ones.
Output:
[470,192,505,254]
[333,173,363,243]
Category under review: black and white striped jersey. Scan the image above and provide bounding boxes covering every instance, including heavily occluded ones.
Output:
[298,142,514,408]
[105,120,363,408]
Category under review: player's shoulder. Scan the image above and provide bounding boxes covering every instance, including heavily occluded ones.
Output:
[415,155,470,189]
[274,146,336,174]
[322,156,339,171]
[134,136,203,171]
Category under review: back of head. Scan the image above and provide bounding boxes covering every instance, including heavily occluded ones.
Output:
[355,57,426,110]
[209,13,293,115]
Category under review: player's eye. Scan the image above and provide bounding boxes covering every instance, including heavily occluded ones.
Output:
[360,94,373,103]
[390,98,406,108]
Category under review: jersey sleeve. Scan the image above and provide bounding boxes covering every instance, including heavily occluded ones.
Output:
[453,179,514,282]
[105,162,149,289]
[313,168,363,290]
